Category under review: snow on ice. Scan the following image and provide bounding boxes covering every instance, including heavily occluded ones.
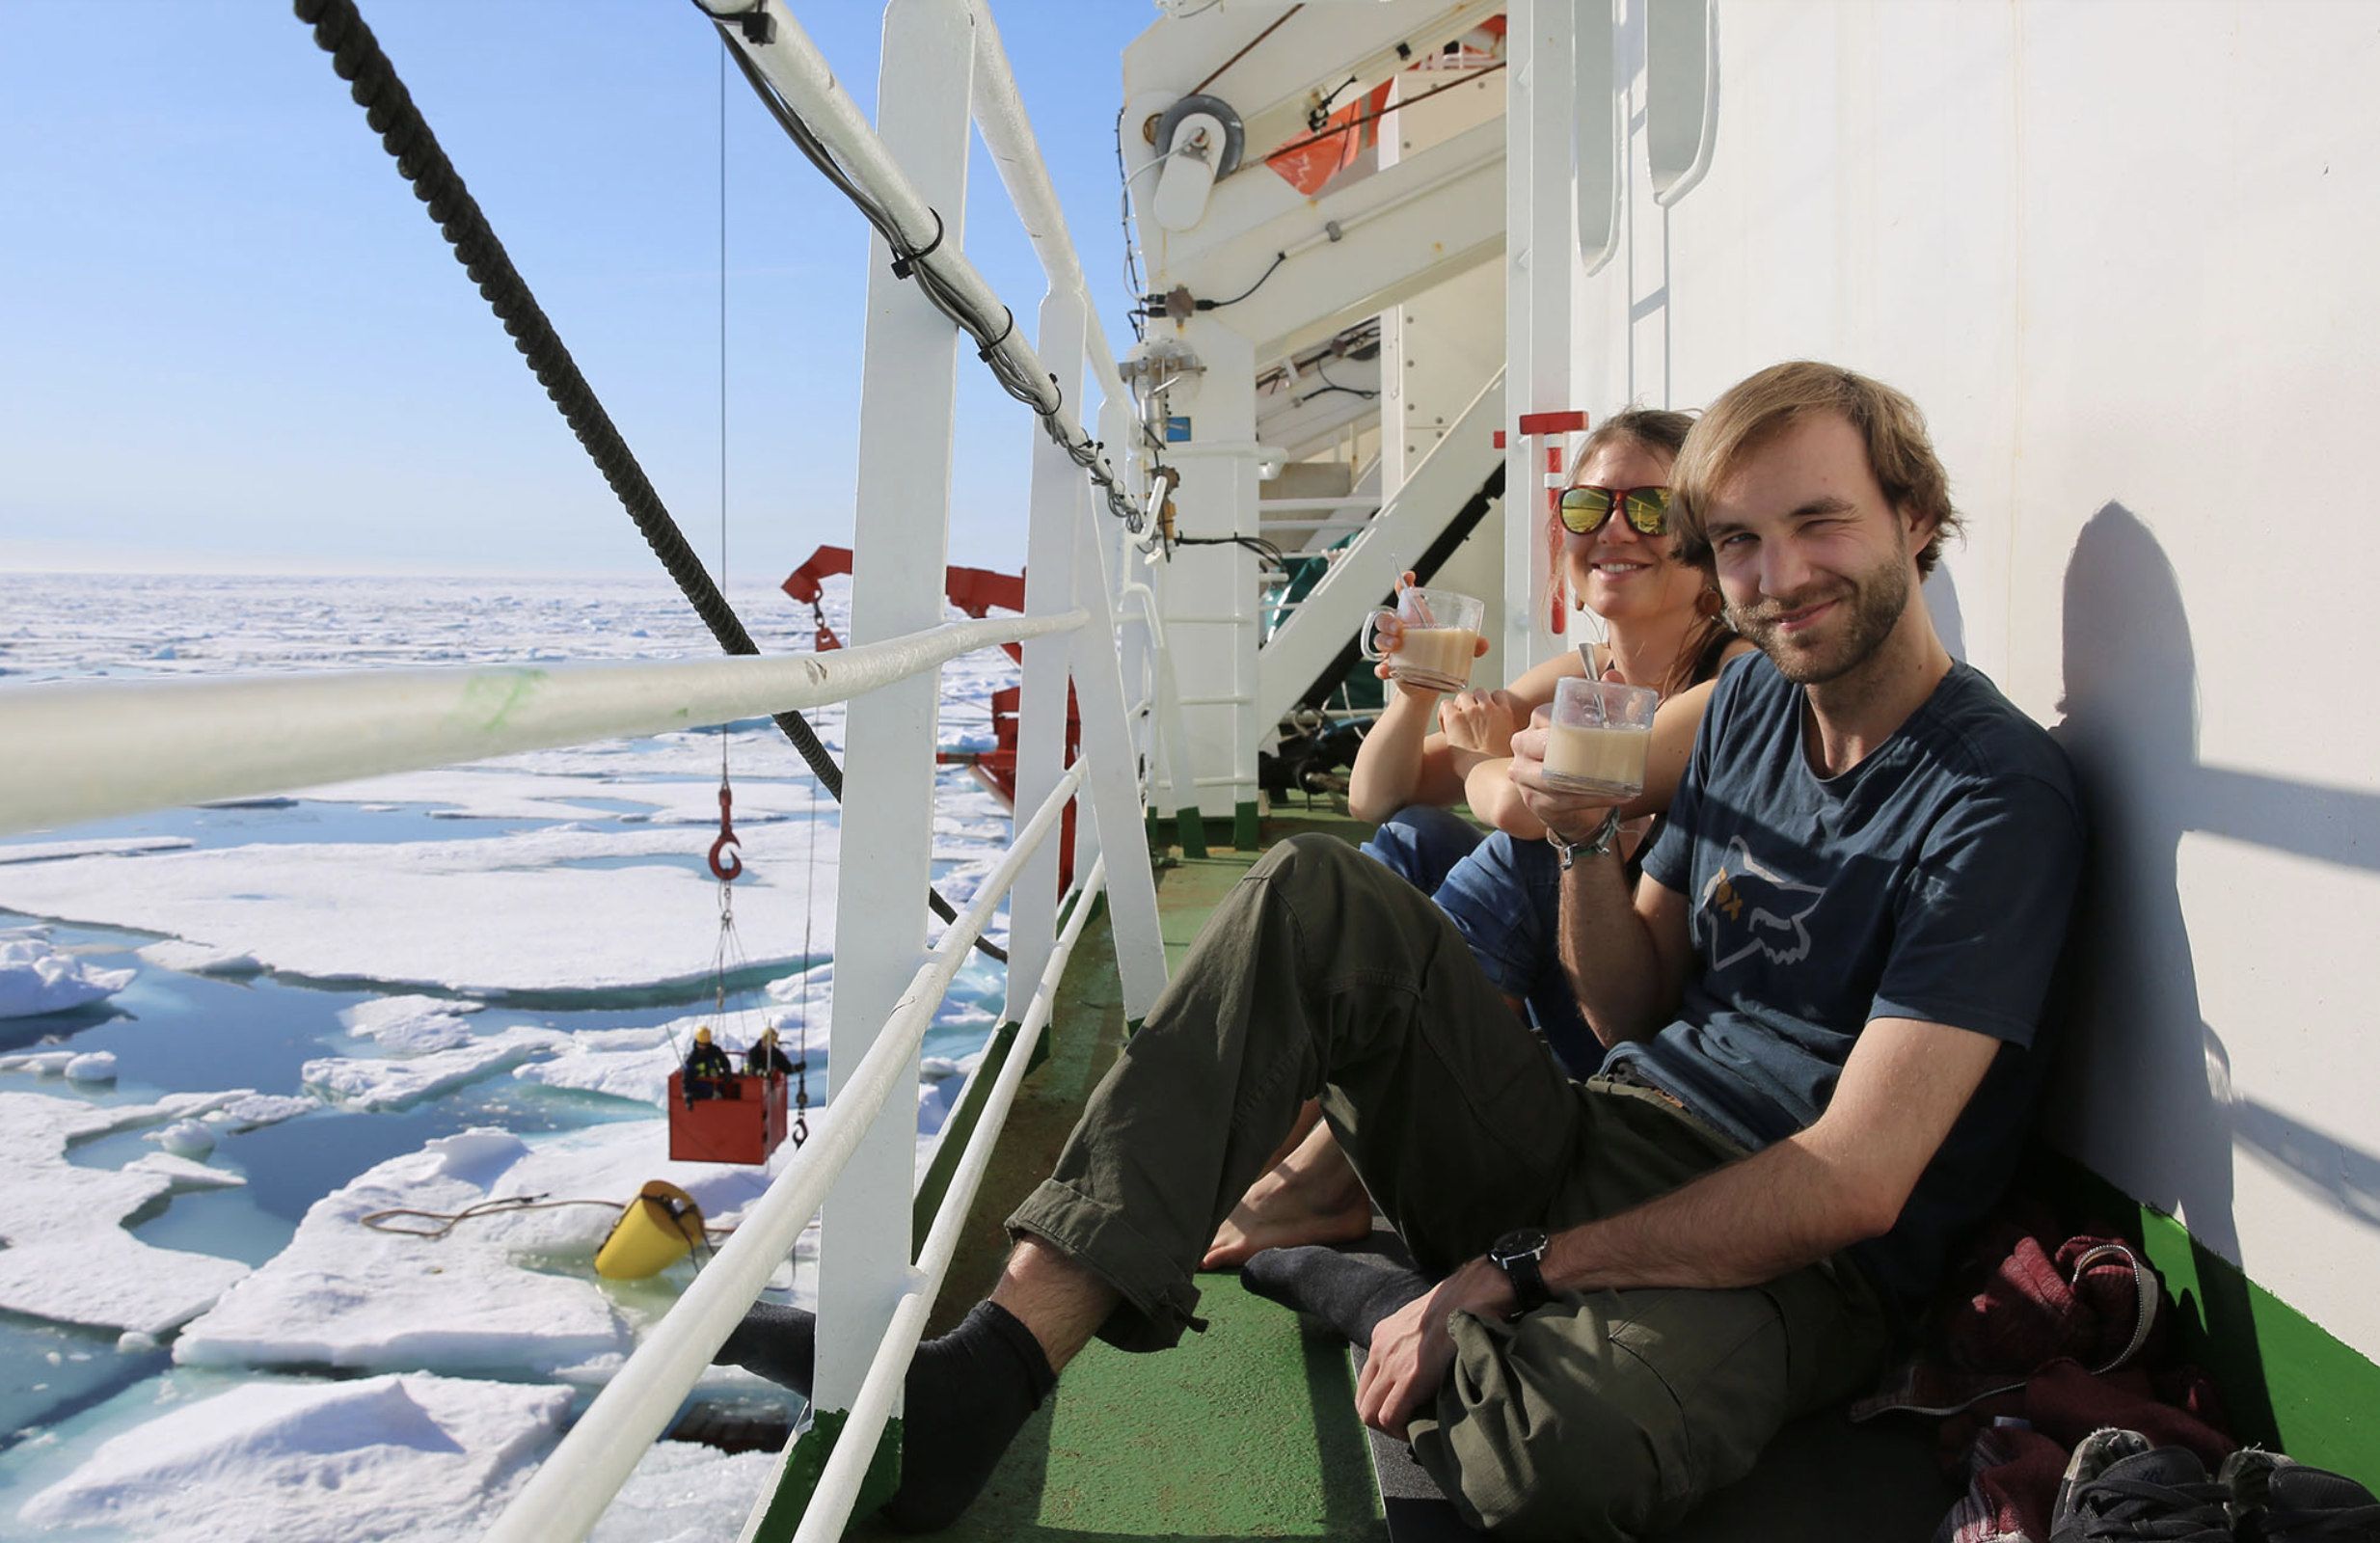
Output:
[0,933,134,1019]
[14,1371,573,1543]
[174,1123,781,1381]
[0,1090,254,1336]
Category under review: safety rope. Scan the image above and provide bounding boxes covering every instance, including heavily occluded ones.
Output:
[289,0,1004,962]
[360,1194,727,1240]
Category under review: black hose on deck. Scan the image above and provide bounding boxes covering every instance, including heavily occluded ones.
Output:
[290,0,1005,961]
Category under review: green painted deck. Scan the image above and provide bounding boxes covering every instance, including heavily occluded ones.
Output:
[878,805,1389,1543]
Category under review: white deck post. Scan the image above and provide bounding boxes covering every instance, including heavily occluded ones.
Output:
[820,0,975,1416]
[1070,494,1170,1019]
[1004,284,1088,1020]
[1161,316,1261,849]
[1505,0,1576,674]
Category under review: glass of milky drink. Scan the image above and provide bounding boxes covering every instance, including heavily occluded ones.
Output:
[1360,586,1486,692]
[1543,676,1660,799]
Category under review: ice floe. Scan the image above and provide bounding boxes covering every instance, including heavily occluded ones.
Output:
[0,1090,255,1335]
[145,1119,218,1158]
[136,936,261,974]
[302,1025,568,1112]
[14,1371,573,1543]
[0,934,134,1019]
[203,1092,322,1130]
[341,992,484,1053]
[0,820,846,994]
[174,1123,783,1381]
[0,836,195,865]
[587,1440,781,1543]
[63,1050,116,1082]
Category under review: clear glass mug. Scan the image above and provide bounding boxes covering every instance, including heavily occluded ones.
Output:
[1541,675,1659,799]
[1358,586,1486,692]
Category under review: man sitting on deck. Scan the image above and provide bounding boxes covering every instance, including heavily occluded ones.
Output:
[716,362,2087,1539]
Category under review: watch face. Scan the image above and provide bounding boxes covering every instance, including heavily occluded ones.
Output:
[1493,1228,1548,1263]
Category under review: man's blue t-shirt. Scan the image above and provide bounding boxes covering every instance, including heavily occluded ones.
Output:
[1625,651,2085,1317]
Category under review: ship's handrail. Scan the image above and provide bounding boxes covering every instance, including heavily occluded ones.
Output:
[0,611,1082,840]
[960,0,1131,428]
[777,847,1109,1543]
[701,0,1144,534]
[480,760,1091,1543]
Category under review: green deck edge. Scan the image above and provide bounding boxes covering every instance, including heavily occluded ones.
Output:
[858,807,1386,1542]
[753,1409,902,1543]
[2027,1146,2380,1485]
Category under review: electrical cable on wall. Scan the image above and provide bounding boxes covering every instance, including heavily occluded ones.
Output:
[714,23,1147,537]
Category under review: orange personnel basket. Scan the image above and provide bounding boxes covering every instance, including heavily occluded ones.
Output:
[666,1070,791,1165]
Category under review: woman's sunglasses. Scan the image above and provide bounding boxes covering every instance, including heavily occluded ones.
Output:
[1558,484,1671,537]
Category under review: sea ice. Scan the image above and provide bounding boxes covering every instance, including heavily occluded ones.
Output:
[0,1090,254,1335]
[174,1123,784,1381]
[145,1119,218,1158]
[64,1051,116,1082]
[14,1371,573,1543]
[341,992,483,1053]
[0,836,194,865]
[302,1025,568,1112]
[136,936,261,974]
[203,1091,322,1130]
[586,1440,781,1543]
[0,934,134,1019]
[0,820,847,994]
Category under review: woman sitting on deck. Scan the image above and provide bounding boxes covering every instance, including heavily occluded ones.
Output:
[1210,407,1752,1267]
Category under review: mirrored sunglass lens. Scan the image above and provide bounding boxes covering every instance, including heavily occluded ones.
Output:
[1623,488,1671,534]
[1560,488,1615,532]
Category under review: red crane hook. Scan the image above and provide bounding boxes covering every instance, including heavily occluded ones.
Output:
[708,782,744,881]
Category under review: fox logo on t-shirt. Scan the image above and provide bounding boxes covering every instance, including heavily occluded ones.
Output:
[1696,837,1823,969]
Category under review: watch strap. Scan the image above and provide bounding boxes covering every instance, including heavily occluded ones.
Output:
[1547,806,1625,870]
[1490,1229,1553,1313]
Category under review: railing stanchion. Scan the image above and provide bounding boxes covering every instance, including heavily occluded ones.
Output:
[1071,503,1170,1019]
[1005,284,1088,1020]
[815,0,977,1501]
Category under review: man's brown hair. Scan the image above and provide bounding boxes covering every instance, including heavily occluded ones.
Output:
[1668,362,1961,578]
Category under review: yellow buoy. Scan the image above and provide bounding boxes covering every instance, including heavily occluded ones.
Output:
[593,1179,706,1281]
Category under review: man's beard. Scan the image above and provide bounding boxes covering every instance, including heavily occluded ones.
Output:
[1726,552,1911,686]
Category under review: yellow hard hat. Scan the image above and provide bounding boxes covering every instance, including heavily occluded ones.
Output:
[761,1027,778,1044]
[693,1025,713,1045]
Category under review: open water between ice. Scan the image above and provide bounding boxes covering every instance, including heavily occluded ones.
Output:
[0,574,1021,1540]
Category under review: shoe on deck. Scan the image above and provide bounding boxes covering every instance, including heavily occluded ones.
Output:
[2050,1426,2232,1542]
[2221,1447,2380,1543]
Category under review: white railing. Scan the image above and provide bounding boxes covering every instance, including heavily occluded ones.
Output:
[0,614,1078,839]
[486,760,1092,1543]
[781,848,1109,1543]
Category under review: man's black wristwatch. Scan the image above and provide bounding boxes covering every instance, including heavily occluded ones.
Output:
[1488,1228,1553,1313]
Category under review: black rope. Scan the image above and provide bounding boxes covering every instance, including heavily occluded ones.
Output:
[292,0,1004,962]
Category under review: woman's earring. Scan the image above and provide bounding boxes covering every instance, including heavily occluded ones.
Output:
[1695,587,1724,619]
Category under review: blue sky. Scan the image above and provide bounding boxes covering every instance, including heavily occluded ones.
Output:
[0,1,1154,577]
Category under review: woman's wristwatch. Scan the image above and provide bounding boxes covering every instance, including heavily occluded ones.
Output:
[1546,807,1625,870]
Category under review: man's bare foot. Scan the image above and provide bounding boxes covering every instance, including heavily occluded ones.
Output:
[1204,1123,1374,1268]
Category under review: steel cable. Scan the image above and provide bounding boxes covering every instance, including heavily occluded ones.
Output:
[291,0,1005,961]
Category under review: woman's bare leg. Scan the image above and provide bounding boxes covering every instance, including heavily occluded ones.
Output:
[1204,1109,1374,1268]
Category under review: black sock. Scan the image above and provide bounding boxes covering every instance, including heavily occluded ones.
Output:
[713,1299,817,1394]
[713,1298,1056,1532]
[1241,1245,1431,1347]
[879,1299,1057,1530]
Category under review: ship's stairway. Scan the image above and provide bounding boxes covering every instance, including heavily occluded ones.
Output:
[901,811,1958,1543]
[1257,370,1504,731]
[1123,2,1513,831]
